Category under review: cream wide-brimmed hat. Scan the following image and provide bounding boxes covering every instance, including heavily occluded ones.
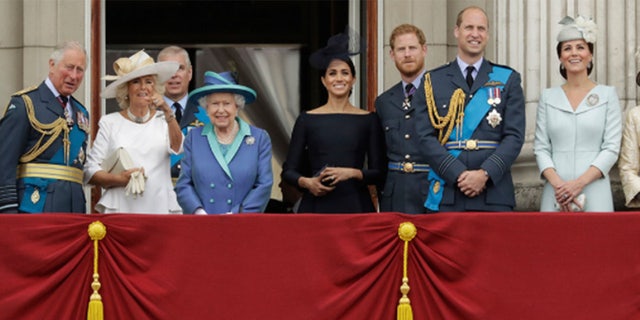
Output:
[556,15,597,44]
[101,50,179,99]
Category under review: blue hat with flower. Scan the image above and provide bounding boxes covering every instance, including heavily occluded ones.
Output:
[188,71,257,105]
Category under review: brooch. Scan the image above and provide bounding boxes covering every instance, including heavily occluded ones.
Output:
[587,93,599,106]
[486,109,502,128]
[245,136,255,145]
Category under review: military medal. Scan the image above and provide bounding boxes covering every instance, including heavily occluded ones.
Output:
[487,87,495,106]
[64,108,74,127]
[587,93,599,106]
[77,111,90,131]
[78,148,86,164]
[486,108,502,128]
[493,89,501,105]
[402,97,411,110]
[31,188,40,204]
[432,181,441,194]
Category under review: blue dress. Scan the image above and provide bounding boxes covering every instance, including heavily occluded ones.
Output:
[282,112,385,213]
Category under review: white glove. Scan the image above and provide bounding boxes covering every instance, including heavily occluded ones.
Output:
[125,170,147,197]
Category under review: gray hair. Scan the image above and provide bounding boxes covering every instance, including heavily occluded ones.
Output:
[157,45,191,67]
[198,93,246,110]
[50,41,88,66]
[115,75,165,109]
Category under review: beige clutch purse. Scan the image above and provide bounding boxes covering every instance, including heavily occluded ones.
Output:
[101,147,146,196]
[101,147,135,174]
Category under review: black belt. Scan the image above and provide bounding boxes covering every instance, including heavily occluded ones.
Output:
[388,162,430,173]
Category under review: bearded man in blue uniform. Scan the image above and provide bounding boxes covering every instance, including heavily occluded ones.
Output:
[416,6,525,212]
[0,41,89,213]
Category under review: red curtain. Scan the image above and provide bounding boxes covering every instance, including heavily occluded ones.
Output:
[1,212,639,320]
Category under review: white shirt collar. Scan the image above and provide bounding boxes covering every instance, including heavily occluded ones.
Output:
[456,57,483,79]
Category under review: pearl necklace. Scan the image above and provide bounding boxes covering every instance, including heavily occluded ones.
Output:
[215,121,238,145]
[127,108,151,123]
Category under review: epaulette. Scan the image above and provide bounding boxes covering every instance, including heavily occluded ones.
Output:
[12,86,38,97]
[488,60,516,71]
[425,61,453,74]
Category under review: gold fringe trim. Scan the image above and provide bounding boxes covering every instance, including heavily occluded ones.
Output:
[397,222,417,320]
[18,94,70,164]
[87,221,107,320]
[424,73,466,144]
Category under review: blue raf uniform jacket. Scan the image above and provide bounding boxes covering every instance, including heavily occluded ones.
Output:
[415,60,525,211]
[175,118,273,214]
[0,82,89,213]
[375,76,430,213]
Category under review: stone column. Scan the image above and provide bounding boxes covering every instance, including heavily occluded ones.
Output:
[0,0,89,115]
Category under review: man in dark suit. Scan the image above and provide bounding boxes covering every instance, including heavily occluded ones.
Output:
[375,24,429,213]
[157,46,201,184]
[416,6,525,212]
[0,41,89,213]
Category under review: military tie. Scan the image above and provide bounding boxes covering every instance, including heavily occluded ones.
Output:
[58,95,73,126]
[466,65,475,88]
[57,95,68,107]
[173,102,182,123]
[402,83,416,110]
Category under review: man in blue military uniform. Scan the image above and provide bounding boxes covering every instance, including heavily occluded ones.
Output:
[416,6,525,212]
[375,24,430,213]
[157,46,202,184]
[0,41,89,213]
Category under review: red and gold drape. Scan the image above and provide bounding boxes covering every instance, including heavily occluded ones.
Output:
[1,212,639,320]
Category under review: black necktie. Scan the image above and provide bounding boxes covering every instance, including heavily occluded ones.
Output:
[466,66,475,88]
[173,102,182,123]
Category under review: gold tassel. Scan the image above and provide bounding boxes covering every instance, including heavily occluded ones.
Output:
[87,221,107,320]
[397,222,417,320]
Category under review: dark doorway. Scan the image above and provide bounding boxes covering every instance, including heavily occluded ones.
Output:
[106,0,350,113]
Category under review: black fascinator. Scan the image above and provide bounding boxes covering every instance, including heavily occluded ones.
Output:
[309,26,361,70]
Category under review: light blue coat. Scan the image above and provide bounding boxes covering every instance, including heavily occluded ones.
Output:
[176,118,273,214]
[534,85,621,211]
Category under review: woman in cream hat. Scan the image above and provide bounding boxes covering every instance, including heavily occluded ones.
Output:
[175,71,272,214]
[534,16,621,212]
[617,58,640,208]
[83,50,183,213]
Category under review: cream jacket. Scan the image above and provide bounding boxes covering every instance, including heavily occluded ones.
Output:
[619,106,640,207]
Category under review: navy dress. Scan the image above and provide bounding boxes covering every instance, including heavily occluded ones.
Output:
[282,112,385,213]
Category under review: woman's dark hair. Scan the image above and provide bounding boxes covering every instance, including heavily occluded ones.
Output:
[319,56,356,78]
[556,41,594,79]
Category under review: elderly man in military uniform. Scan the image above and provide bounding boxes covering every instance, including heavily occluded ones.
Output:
[0,41,89,213]
[416,6,525,212]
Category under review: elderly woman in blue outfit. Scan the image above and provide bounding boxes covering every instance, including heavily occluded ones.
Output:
[175,71,273,214]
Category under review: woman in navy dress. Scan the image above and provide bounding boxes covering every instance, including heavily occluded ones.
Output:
[282,30,385,213]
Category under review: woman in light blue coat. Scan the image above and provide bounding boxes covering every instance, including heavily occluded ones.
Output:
[176,71,272,214]
[534,16,621,212]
